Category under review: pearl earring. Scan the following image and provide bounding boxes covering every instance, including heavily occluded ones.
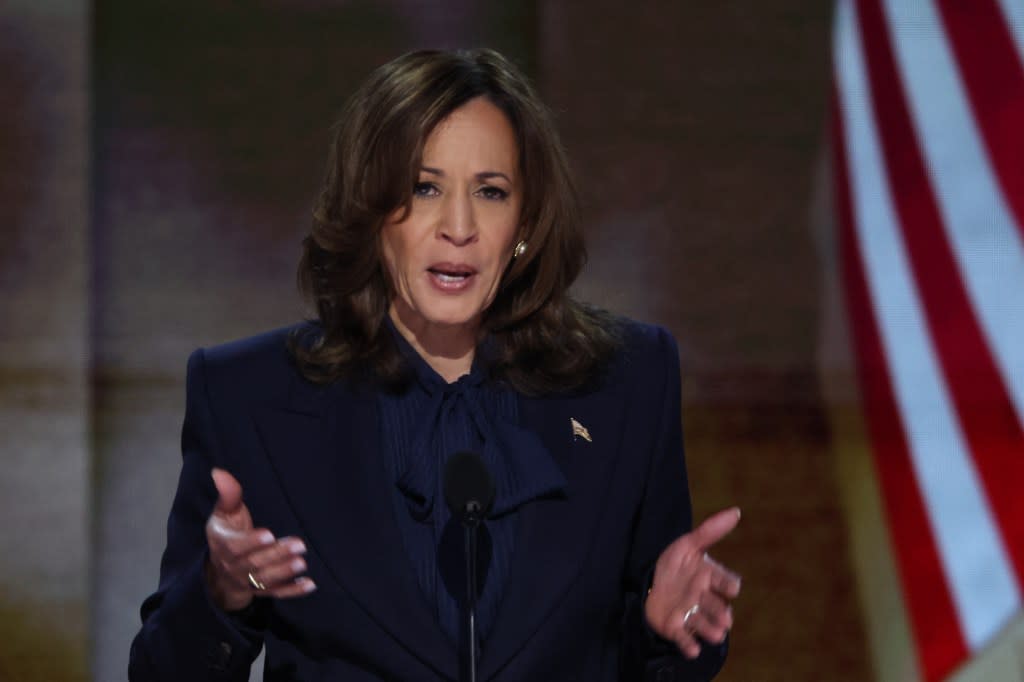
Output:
[513,240,527,259]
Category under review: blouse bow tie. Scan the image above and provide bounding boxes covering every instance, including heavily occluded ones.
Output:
[394,355,567,521]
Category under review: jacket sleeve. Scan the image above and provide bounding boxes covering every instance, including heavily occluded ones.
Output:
[128,349,264,681]
[620,327,729,681]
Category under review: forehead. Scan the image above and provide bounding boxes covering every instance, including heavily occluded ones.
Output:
[422,97,519,172]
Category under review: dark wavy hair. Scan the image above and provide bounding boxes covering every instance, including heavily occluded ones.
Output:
[292,48,620,395]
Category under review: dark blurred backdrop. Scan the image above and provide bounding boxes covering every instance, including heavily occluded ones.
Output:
[0,2,868,680]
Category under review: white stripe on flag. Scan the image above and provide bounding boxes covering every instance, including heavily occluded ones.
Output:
[995,0,1024,68]
[835,0,1020,651]
[882,0,1024,441]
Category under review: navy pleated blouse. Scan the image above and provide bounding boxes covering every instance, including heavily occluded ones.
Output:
[377,323,567,648]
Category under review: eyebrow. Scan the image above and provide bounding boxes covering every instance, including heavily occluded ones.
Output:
[421,166,513,183]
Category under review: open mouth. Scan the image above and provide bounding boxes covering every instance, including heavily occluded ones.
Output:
[428,267,474,283]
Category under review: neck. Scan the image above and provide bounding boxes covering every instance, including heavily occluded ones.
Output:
[388,304,477,383]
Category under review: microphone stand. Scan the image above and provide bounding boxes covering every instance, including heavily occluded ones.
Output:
[461,499,483,682]
[443,451,493,682]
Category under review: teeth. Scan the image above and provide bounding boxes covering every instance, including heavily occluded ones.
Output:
[435,272,468,283]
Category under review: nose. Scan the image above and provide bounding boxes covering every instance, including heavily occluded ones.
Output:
[438,190,477,246]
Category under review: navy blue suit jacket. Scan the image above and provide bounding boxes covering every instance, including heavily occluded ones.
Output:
[129,320,727,681]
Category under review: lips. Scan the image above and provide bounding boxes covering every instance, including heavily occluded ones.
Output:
[426,262,477,291]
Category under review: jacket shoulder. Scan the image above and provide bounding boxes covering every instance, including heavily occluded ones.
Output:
[608,318,681,382]
[188,322,315,404]
[200,323,309,366]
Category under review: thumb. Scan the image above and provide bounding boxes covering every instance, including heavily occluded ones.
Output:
[211,467,244,515]
[690,506,742,551]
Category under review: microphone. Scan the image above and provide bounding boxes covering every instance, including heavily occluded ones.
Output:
[443,451,494,682]
[444,450,495,527]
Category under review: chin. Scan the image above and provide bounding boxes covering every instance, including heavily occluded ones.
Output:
[424,309,481,330]
[429,298,492,327]
[392,284,493,336]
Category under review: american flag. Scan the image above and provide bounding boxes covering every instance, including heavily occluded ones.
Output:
[831,0,1024,679]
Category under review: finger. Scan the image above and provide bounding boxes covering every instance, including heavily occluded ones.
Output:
[250,554,308,591]
[690,507,741,551]
[222,538,305,593]
[707,559,742,600]
[666,609,702,659]
[212,468,244,514]
[694,593,733,640]
[685,607,728,648]
[265,576,318,600]
[242,537,307,575]
[208,525,276,566]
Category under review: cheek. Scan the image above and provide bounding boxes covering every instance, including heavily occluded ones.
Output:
[492,226,519,271]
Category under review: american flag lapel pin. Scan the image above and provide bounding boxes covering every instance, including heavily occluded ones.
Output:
[570,417,592,443]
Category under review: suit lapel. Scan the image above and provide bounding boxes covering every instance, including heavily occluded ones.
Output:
[254,375,457,679]
[479,386,625,679]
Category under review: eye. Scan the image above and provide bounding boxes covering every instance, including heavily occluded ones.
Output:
[477,185,509,201]
[413,181,439,197]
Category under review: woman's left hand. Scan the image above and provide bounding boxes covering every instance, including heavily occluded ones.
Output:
[644,507,742,659]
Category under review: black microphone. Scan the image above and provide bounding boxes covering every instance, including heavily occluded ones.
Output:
[444,450,495,527]
[443,451,494,682]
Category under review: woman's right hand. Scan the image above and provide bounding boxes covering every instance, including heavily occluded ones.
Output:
[204,467,317,612]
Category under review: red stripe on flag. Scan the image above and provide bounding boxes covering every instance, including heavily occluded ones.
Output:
[935,0,1024,237]
[831,88,967,682]
[856,0,1024,596]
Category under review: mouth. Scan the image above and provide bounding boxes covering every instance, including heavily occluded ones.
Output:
[427,263,477,291]
[428,267,473,282]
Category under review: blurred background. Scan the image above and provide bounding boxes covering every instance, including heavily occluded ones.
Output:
[1,1,1021,680]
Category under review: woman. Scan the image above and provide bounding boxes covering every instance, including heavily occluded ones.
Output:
[129,48,741,681]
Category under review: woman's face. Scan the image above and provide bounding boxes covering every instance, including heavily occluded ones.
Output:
[382,96,521,340]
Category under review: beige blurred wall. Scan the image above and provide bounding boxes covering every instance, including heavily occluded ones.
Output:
[0,2,89,680]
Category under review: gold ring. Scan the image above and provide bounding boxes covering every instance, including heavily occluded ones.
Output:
[247,570,267,591]
[682,604,700,630]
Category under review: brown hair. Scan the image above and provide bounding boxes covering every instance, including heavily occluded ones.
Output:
[293,48,619,395]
